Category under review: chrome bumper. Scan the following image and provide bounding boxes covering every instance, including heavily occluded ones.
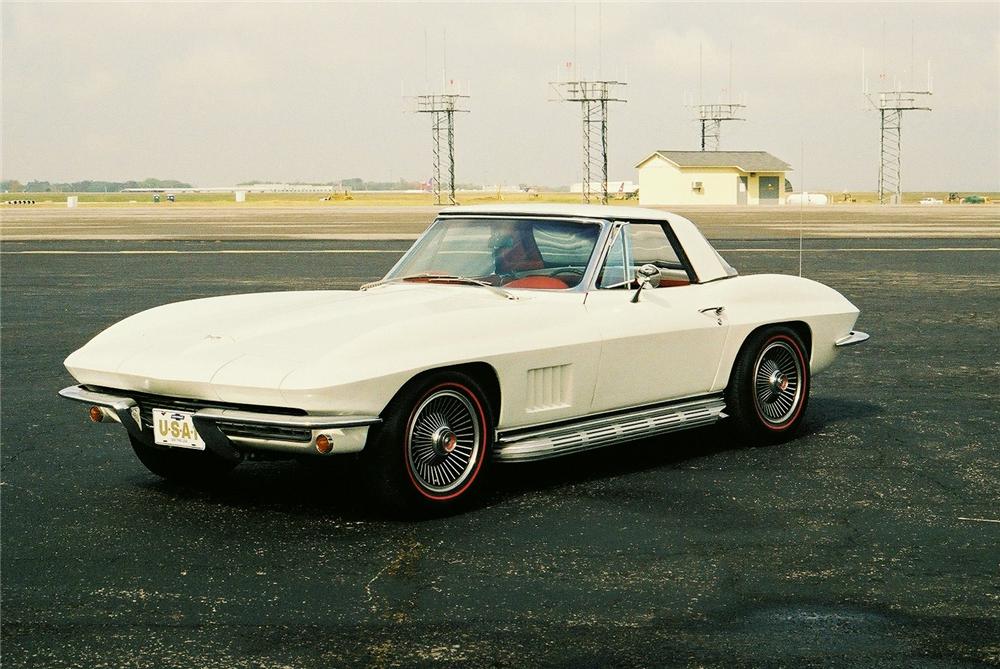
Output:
[835,331,870,347]
[58,385,380,461]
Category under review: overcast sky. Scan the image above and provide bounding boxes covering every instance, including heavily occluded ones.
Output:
[2,2,998,190]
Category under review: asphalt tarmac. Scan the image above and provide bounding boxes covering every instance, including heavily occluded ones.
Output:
[3,203,998,241]
[2,233,998,667]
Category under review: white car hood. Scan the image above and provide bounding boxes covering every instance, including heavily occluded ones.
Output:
[65,284,570,404]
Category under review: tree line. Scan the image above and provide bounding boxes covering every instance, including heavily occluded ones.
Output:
[1,178,193,193]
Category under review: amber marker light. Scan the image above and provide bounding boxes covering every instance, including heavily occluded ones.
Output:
[315,434,333,454]
[89,406,105,423]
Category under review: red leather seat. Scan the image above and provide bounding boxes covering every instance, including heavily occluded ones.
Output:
[504,276,569,290]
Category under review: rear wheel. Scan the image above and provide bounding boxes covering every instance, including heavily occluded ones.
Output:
[725,326,810,444]
[129,435,238,484]
[365,371,493,516]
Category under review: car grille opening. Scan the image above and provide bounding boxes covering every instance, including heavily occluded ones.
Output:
[216,422,312,443]
[86,386,312,443]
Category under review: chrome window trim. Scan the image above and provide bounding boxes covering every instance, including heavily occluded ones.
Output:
[589,221,629,291]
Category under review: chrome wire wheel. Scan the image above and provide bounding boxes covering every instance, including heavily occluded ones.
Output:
[405,387,482,496]
[753,339,805,426]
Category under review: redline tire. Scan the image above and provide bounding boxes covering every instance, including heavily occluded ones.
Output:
[366,371,493,516]
[725,326,810,444]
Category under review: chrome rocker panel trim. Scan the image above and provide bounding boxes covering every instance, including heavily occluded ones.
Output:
[494,395,727,463]
[59,385,380,459]
[835,331,870,347]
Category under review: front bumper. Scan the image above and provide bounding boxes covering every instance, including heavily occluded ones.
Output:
[59,385,380,462]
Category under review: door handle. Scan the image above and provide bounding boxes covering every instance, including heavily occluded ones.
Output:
[699,306,725,325]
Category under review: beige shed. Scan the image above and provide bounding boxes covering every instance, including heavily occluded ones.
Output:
[636,150,791,206]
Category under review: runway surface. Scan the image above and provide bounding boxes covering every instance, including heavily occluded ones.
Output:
[2,228,999,666]
[2,203,998,240]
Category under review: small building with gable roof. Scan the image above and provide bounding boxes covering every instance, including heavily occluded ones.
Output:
[636,150,791,206]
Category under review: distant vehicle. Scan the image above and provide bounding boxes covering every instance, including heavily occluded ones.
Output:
[919,197,943,205]
[166,194,176,202]
[962,195,986,204]
[787,192,829,206]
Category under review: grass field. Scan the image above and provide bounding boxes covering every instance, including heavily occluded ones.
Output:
[2,190,997,207]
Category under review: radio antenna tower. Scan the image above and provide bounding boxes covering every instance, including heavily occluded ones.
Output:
[864,53,932,205]
[415,92,468,205]
[690,43,745,151]
[551,79,627,204]
[694,103,746,151]
[417,93,469,204]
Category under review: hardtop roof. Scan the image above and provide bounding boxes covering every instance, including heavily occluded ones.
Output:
[441,203,672,221]
[435,203,731,283]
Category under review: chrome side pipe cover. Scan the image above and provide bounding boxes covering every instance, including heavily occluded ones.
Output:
[834,331,870,347]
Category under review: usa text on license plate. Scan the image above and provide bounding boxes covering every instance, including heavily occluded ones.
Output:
[152,409,206,450]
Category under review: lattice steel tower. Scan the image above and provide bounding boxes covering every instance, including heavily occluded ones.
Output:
[694,103,745,151]
[415,93,469,205]
[866,89,931,204]
[551,80,627,204]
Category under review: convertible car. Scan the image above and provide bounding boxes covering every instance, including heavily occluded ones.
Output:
[60,204,868,513]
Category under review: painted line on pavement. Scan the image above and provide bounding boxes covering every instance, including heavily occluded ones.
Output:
[714,247,999,252]
[0,249,401,255]
[3,247,998,256]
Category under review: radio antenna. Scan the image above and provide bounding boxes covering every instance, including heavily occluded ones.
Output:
[799,140,804,277]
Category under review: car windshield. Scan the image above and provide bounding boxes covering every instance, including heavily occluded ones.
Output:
[385,217,602,290]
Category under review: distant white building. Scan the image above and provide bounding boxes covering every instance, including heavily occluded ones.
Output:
[122,183,334,194]
[570,180,638,195]
[636,151,791,206]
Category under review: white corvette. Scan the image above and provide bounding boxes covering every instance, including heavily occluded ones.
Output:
[61,204,868,513]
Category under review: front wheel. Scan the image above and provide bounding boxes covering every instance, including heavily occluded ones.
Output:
[725,326,810,444]
[365,371,493,516]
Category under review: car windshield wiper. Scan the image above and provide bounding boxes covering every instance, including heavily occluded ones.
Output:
[360,274,517,300]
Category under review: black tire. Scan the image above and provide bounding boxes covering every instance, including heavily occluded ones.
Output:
[365,371,494,516]
[725,325,810,444]
[129,435,238,484]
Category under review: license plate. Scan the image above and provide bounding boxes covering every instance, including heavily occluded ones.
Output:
[152,409,206,450]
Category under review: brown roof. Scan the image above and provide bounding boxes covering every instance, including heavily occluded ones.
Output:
[637,150,792,172]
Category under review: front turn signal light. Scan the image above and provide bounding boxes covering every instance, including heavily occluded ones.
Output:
[315,434,333,454]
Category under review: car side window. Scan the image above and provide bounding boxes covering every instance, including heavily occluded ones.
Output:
[628,223,691,287]
[597,227,628,289]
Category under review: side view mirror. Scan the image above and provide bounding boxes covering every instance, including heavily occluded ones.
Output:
[631,264,660,303]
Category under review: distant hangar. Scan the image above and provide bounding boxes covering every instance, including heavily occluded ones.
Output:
[636,150,791,206]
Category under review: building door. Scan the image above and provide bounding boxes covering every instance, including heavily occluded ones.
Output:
[737,176,748,205]
[759,176,780,205]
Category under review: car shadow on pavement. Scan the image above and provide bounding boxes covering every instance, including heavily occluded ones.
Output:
[489,397,880,502]
[806,396,882,428]
[135,398,880,519]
